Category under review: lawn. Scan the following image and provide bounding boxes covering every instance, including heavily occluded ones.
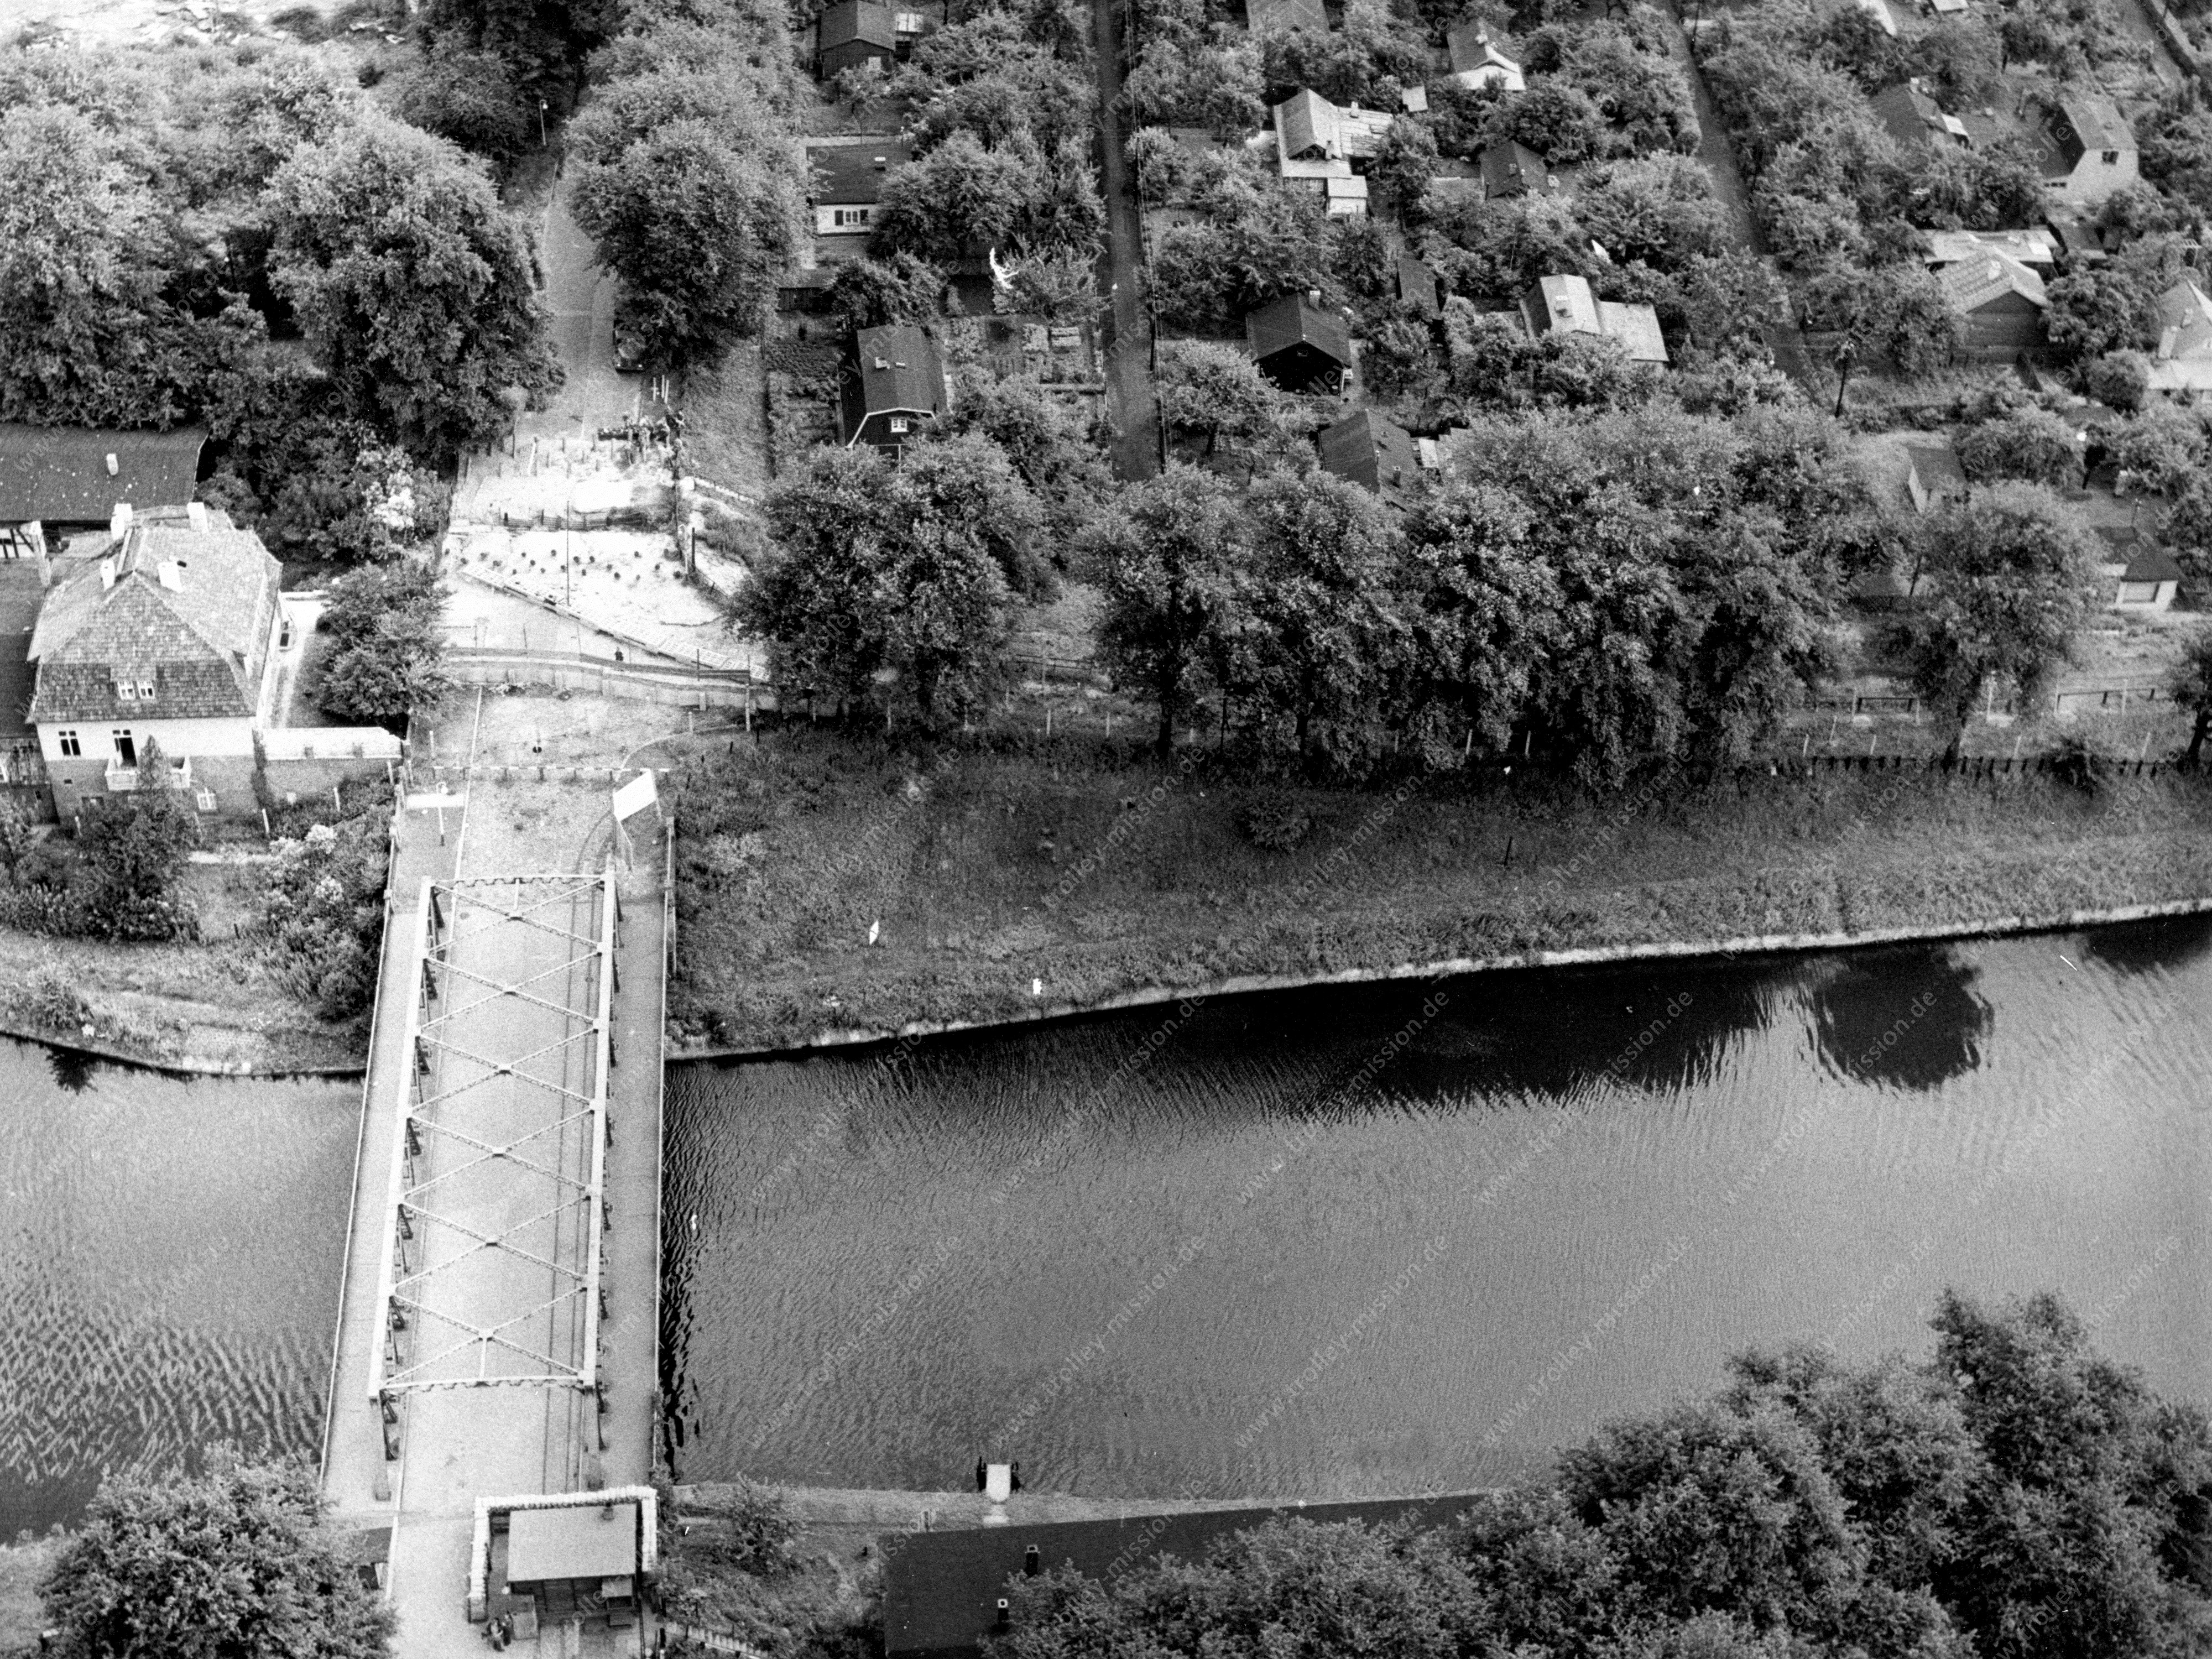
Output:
[664,726,2212,1051]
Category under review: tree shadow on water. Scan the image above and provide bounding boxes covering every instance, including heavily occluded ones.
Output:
[1806,946,1991,1092]
[46,1045,97,1093]
[2075,913,2212,978]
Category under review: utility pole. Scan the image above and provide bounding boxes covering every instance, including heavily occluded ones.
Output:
[1833,339,1857,421]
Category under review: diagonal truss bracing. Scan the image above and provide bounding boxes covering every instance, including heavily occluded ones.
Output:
[368,869,619,1401]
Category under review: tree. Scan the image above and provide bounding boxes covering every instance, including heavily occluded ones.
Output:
[1492,77,1608,164]
[267,109,559,457]
[75,739,200,942]
[1884,484,2099,759]
[0,104,201,427]
[570,115,801,372]
[1370,118,1440,221]
[420,0,617,113]
[1398,483,1560,760]
[314,561,453,729]
[937,373,1112,539]
[827,253,949,331]
[388,44,532,168]
[1240,469,1407,766]
[1094,467,1250,755]
[40,1448,394,1659]
[1954,409,2080,488]
[2086,349,2151,413]
[1156,340,1293,453]
[1930,1290,2212,1659]
[873,131,1040,264]
[2046,265,2159,363]
[742,444,1021,731]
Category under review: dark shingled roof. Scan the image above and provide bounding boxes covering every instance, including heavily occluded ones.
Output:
[812,139,914,205]
[0,425,205,525]
[2124,546,2185,583]
[2051,94,2133,169]
[848,324,947,418]
[820,0,897,48]
[28,507,280,724]
[1905,441,1968,492]
[1395,254,1441,317]
[1317,408,1420,493]
[1244,294,1353,369]
[1479,140,1555,197]
[884,1494,1485,1659]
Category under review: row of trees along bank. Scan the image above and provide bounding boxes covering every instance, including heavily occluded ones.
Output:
[742,403,2176,785]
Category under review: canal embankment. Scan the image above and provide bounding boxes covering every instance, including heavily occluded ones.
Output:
[664,737,2212,1056]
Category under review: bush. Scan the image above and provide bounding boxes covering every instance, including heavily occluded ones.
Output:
[259,805,391,1021]
[312,560,452,729]
[2086,349,2151,413]
[1238,789,1313,851]
[76,744,200,942]
[687,1478,802,1579]
[387,45,532,168]
[1953,409,2080,487]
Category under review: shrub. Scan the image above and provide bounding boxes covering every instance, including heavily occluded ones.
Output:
[688,1478,802,1578]
[259,807,390,1021]
[2085,349,2151,413]
[1953,409,2080,487]
[1238,789,1313,851]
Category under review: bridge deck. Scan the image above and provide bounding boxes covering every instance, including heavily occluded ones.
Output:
[324,774,668,1657]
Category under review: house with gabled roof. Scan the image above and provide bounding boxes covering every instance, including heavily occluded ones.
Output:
[1246,294,1354,394]
[1270,88,1391,215]
[2043,95,2136,207]
[1904,441,1968,513]
[1519,274,1668,363]
[1923,228,2056,271]
[1395,254,1441,319]
[1936,254,2047,356]
[1446,23,1524,90]
[1317,409,1422,495]
[841,325,947,454]
[2147,277,2212,394]
[1871,79,1970,153]
[1479,140,1564,199]
[816,0,896,77]
[0,425,205,562]
[808,139,914,251]
[27,503,283,818]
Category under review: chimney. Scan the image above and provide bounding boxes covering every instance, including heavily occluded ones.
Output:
[99,557,117,592]
[158,560,182,592]
[186,500,208,533]
[873,154,888,170]
[109,502,133,541]
[1307,286,1321,306]
[105,452,119,477]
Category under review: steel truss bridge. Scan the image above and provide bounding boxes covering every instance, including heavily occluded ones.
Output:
[368,869,625,1457]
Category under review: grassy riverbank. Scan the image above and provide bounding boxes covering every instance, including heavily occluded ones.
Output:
[0,859,365,1074]
[0,1536,57,1657]
[666,732,2212,1051]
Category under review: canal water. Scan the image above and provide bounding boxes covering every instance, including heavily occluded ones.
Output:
[0,1041,357,1536]
[662,922,2212,1499]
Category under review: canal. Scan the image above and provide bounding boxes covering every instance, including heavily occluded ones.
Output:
[0,1042,357,1536]
[8,920,2209,1534]
[661,922,2212,1499]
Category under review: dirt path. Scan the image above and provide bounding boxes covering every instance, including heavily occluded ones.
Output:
[1091,0,1162,481]
[1662,2,1821,386]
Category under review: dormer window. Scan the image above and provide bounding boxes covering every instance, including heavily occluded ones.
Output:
[889,416,910,434]
[137,679,155,701]
[2102,148,2120,165]
[117,681,137,702]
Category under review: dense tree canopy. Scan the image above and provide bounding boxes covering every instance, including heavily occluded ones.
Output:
[40,1449,393,1659]
[267,109,558,457]
[314,560,455,730]
[989,1293,2212,1659]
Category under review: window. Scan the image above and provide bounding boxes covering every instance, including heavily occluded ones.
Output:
[56,729,80,758]
[117,681,136,701]
[112,730,135,766]
[833,208,871,228]
[889,416,910,434]
[2103,149,2120,165]
[137,680,155,701]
